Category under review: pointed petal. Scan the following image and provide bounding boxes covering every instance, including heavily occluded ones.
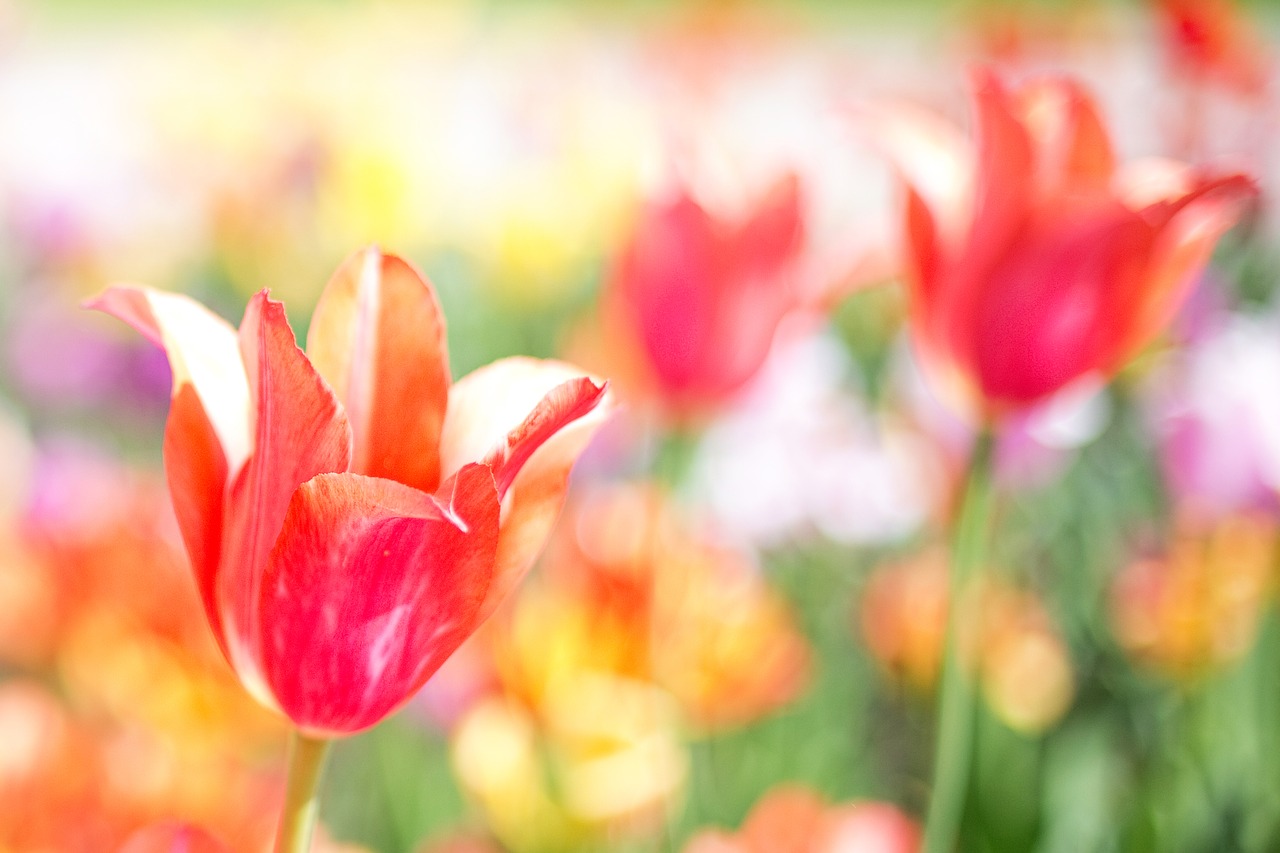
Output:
[258,466,499,735]
[87,286,250,657]
[482,376,608,499]
[1016,76,1115,195]
[306,247,450,492]
[221,292,352,705]
[863,100,974,247]
[1115,173,1256,365]
[438,358,611,620]
[86,286,251,473]
[964,68,1036,273]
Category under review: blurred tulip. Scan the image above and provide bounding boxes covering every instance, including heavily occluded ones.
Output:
[1111,513,1275,679]
[683,785,921,853]
[452,683,687,853]
[1155,0,1268,97]
[598,175,805,420]
[860,550,1074,733]
[876,67,1254,421]
[1143,313,1280,519]
[117,822,231,853]
[496,481,810,731]
[0,680,106,850]
[89,246,610,736]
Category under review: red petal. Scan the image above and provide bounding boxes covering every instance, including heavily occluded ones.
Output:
[307,247,451,493]
[968,203,1155,405]
[258,466,499,735]
[117,823,231,853]
[961,68,1036,285]
[438,358,611,620]
[734,173,805,280]
[87,287,250,659]
[483,377,608,498]
[1016,77,1115,196]
[162,384,230,659]
[613,190,723,398]
[221,292,352,703]
[1114,173,1257,362]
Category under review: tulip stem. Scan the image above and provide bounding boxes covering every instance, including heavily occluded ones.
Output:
[276,731,332,853]
[923,429,996,853]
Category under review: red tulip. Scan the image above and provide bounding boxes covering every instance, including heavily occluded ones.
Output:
[877,68,1255,421]
[1156,0,1268,96]
[602,175,804,418]
[89,247,609,736]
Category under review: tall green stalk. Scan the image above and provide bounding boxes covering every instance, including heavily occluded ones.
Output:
[275,731,332,853]
[923,430,997,853]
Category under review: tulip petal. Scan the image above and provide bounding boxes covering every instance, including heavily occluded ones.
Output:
[614,192,721,396]
[864,100,974,250]
[222,292,352,704]
[1116,173,1256,365]
[735,174,804,280]
[969,204,1153,405]
[1016,77,1115,195]
[258,466,499,735]
[86,286,251,476]
[964,68,1036,278]
[87,286,250,656]
[439,358,610,619]
[307,247,451,492]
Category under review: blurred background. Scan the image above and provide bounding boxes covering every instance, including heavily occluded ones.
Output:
[1,0,1279,850]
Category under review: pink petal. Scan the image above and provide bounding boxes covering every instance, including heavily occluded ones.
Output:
[307,247,451,493]
[969,203,1153,405]
[614,190,724,397]
[438,358,611,619]
[258,465,499,735]
[221,291,352,705]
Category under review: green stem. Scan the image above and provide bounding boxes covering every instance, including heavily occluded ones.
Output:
[923,430,997,853]
[275,731,332,853]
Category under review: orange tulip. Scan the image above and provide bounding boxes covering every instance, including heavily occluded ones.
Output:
[89,246,610,736]
[877,68,1254,420]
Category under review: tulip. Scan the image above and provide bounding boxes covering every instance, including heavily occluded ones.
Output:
[877,68,1255,422]
[873,74,1253,848]
[600,175,805,420]
[1156,0,1268,96]
[90,246,609,848]
[683,786,921,853]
